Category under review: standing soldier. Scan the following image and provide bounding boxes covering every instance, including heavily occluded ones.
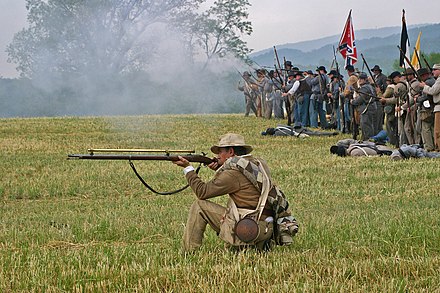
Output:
[327,71,344,131]
[255,69,268,117]
[263,70,275,119]
[371,65,387,135]
[282,71,311,126]
[420,63,440,151]
[270,70,284,119]
[380,76,398,147]
[371,65,388,94]
[350,73,377,140]
[237,71,258,117]
[344,65,359,136]
[393,71,410,146]
[416,68,435,151]
[309,66,330,129]
[302,70,314,127]
[402,68,420,144]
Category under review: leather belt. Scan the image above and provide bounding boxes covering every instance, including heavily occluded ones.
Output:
[262,208,273,217]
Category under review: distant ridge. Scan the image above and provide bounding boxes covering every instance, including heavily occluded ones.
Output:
[250,23,440,74]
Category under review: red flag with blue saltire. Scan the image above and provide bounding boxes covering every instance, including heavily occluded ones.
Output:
[338,9,357,67]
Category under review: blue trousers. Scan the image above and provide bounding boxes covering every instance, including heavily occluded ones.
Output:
[298,93,310,127]
[309,94,328,128]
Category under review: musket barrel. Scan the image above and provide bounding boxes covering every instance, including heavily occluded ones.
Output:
[87,148,195,154]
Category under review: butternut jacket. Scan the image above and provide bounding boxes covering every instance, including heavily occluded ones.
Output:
[185,156,271,209]
[423,77,440,112]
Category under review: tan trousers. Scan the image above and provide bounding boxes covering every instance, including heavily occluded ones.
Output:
[183,200,225,251]
[435,111,440,151]
[182,200,274,252]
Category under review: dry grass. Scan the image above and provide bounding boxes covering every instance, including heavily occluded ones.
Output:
[1,114,439,292]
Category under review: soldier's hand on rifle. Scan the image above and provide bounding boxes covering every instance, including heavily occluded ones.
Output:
[173,156,190,168]
[375,87,381,95]
[207,161,220,171]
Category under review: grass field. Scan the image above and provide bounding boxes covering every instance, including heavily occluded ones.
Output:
[1,114,439,292]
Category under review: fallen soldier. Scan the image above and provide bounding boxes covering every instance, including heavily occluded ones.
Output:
[261,124,338,138]
[330,139,394,157]
[390,144,440,160]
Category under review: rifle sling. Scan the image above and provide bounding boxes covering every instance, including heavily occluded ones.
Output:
[129,161,201,195]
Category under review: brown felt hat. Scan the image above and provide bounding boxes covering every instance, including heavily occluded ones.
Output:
[403,68,415,76]
[211,133,253,154]
[417,68,430,76]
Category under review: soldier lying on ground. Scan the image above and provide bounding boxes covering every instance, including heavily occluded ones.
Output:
[390,144,440,160]
[261,124,338,138]
[330,139,394,157]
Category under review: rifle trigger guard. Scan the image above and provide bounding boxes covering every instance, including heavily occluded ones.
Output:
[128,161,201,195]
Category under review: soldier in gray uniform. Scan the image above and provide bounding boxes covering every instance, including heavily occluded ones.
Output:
[309,66,330,129]
[237,71,258,117]
[350,73,377,140]
[379,77,398,146]
[262,70,275,119]
[391,71,410,146]
[402,68,421,145]
[417,68,436,151]
[330,138,393,157]
[371,65,387,135]
[268,70,284,119]
[371,65,388,94]
[390,144,440,160]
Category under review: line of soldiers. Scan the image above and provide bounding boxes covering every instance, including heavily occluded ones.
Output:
[379,65,440,151]
[237,61,440,151]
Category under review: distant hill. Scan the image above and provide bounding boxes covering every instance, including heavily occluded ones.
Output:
[250,23,440,75]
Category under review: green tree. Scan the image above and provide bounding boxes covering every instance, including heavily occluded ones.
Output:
[7,0,203,78]
[392,52,440,72]
[423,52,440,67]
[187,0,252,69]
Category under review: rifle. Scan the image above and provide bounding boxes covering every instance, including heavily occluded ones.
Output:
[397,46,422,82]
[360,53,381,94]
[351,102,359,140]
[68,149,216,195]
[273,46,284,85]
[413,47,423,69]
[421,53,432,71]
[274,51,291,125]
[333,45,346,133]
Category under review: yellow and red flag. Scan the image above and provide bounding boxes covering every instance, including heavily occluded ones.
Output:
[410,31,422,70]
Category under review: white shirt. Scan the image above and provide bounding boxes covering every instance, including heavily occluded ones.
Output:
[287,80,300,95]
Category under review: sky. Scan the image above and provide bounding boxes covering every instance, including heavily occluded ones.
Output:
[1,0,439,78]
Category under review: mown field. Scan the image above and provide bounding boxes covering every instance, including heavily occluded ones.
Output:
[1,114,439,292]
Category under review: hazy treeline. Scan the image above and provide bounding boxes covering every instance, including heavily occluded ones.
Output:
[1,0,251,117]
[0,71,244,117]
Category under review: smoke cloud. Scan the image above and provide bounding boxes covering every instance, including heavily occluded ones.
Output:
[0,1,248,118]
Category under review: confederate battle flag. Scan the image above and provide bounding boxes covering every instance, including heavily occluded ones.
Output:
[338,9,357,66]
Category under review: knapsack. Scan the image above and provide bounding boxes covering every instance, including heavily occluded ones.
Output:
[222,156,299,246]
